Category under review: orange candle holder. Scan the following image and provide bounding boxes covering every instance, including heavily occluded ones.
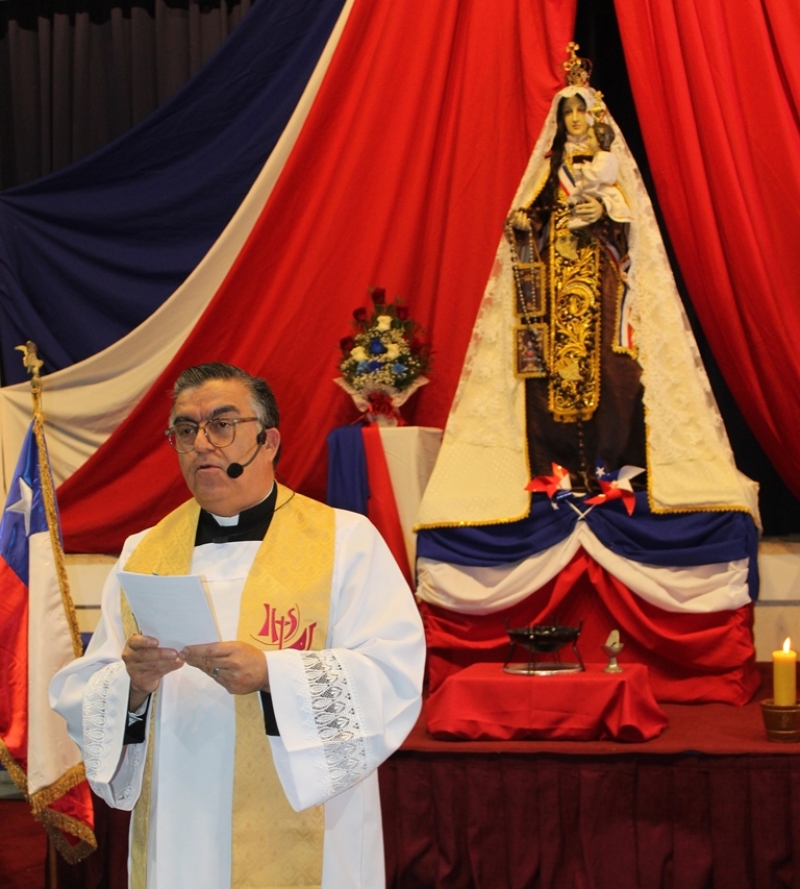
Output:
[760,699,800,742]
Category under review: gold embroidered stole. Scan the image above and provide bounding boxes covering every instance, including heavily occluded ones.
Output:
[120,485,333,888]
[119,600,156,889]
[547,167,602,423]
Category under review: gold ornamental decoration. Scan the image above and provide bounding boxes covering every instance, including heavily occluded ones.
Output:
[547,199,602,422]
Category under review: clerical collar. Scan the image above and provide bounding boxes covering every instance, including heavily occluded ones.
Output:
[195,484,278,545]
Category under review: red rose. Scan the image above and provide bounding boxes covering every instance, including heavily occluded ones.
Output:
[340,336,356,353]
[396,305,409,321]
[370,287,386,305]
[353,307,368,323]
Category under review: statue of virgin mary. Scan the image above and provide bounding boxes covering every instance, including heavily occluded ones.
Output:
[416,44,758,529]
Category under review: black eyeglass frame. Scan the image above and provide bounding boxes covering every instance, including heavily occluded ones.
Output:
[164,416,261,453]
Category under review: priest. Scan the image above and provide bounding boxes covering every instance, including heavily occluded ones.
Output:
[50,362,425,889]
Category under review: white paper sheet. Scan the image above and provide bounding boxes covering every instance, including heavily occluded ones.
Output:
[118,570,221,649]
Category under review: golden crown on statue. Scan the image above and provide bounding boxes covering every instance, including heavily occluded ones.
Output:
[563,41,592,86]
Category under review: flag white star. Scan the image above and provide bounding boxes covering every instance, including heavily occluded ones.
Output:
[7,477,33,536]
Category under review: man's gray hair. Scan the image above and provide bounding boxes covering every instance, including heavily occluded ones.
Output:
[171,363,279,429]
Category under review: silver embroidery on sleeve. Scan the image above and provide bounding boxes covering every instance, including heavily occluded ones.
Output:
[298,651,373,797]
[82,663,145,801]
[82,661,129,788]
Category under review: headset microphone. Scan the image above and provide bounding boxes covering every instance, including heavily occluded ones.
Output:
[226,429,268,479]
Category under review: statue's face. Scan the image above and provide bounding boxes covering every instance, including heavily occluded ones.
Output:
[562,95,589,138]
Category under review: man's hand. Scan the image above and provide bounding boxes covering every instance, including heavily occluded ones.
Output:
[180,641,270,695]
[122,634,184,711]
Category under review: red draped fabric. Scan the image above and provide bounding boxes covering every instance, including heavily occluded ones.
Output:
[361,426,412,587]
[421,549,759,704]
[614,0,800,496]
[56,0,577,552]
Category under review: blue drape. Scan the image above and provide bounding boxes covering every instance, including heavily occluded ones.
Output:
[326,425,370,515]
[417,492,760,599]
[0,0,345,384]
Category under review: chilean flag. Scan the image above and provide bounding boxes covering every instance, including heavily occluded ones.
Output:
[0,422,96,862]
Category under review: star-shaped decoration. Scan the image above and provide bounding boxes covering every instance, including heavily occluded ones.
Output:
[7,476,33,535]
[585,464,645,516]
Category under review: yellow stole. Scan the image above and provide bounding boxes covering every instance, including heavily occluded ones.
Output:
[120,485,333,888]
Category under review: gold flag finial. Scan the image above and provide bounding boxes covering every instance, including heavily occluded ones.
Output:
[15,341,44,412]
[16,340,43,380]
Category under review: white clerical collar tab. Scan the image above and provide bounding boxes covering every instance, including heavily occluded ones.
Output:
[211,513,239,526]
[209,484,275,527]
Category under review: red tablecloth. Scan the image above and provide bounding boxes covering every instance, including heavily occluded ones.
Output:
[426,662,668,742]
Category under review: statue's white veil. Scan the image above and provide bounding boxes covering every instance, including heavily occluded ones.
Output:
[415,85,759,529]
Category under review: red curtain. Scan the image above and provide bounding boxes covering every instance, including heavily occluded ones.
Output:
[57,0,577,553]
[614,0,800,497]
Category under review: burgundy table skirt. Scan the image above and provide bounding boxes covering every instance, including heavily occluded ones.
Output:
[426,662,668,742]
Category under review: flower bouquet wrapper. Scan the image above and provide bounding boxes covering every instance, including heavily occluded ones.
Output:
[333,376,429,426]
[336,287,431,425]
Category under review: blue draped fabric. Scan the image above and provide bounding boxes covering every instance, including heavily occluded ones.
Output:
[326,425,369,516]
[0,0,345,384]
[417,492,760,599]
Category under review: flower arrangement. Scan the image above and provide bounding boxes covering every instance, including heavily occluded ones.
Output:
[335,287,431,425]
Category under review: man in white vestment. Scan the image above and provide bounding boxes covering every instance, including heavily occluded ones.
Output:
[50,362,426,889]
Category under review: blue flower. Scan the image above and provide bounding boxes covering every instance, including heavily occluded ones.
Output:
[392,363,407,375]
[368,360,383,371]
[369,338,387,356]
[356,361,370,374]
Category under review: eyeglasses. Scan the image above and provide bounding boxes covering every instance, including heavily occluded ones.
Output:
[165,417,261,453]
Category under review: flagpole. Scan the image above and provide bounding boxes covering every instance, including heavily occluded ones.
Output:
[18,342,83,659]
[14,342,96,872]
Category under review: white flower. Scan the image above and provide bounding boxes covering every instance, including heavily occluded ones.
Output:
[376,315,392,332]
[385,343,401,360]
[351,346,368,362]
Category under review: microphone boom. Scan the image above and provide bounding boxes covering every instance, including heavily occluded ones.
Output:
[225,430,266,478]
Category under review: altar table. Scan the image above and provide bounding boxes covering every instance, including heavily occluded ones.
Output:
[426,662,668,742]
